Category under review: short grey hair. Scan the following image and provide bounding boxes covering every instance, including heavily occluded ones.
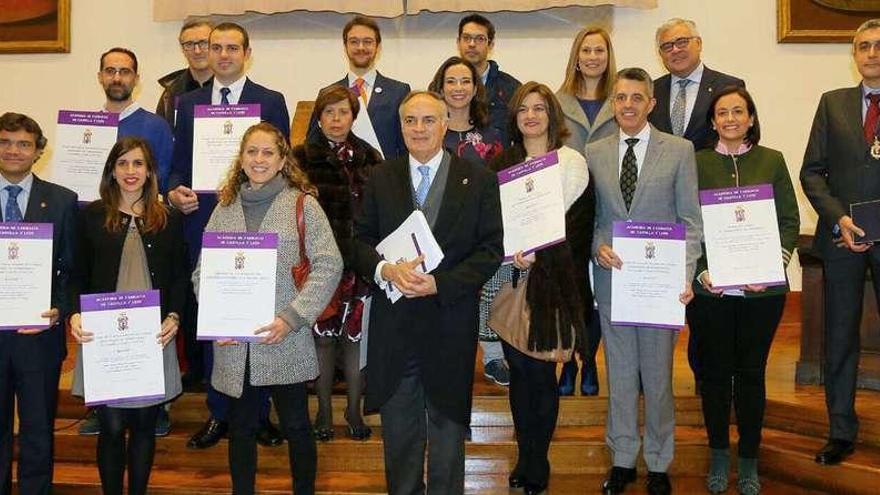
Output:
[855,19,880,44]
[615,67,654,98]
[398,90,449,122]
[655,18,700,46]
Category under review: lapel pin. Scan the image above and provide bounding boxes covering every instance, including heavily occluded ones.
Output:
[41,202,47,208]
[463,178,469,185]
[375,87,383,94]
[708,87,713,93]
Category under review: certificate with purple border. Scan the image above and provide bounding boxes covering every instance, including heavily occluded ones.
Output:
[700,184,785,290]
[50,111,118,202]
[80,290,165,406]
[197,232,277,341]
[192,104,261,193]
[497,150,566,261]
[0,223,53,330]
[611,221,686,329]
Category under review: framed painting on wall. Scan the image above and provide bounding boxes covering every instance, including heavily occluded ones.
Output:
[0,0,70,53]
[778,0,880,43]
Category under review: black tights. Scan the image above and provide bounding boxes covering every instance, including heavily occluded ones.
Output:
[314,336,365,428]
[96,405,160,495]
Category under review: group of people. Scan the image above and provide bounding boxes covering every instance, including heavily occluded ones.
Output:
[0,10,876,495]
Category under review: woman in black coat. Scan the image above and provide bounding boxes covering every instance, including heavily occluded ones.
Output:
[293,85,382,441]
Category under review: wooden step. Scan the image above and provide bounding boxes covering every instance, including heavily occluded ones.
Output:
[764,399,880,448]
[30,462,824,495]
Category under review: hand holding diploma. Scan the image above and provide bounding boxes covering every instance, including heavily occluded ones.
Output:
[255,317,292,345]
[168,186,199,215]
[381,255,437,297]
[837,215,869,252]
[17,308,59,334]
[699,272,766,295]
[512,251,535,270]
[596,244,623,270]
[71,311,178,347]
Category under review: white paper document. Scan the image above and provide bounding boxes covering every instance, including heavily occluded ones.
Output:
[80,290,165,406]
[611,221,686,329]
[375,210,444,303]
[497,150,566,261]
[197,232,278,340]
[0,223,53,331]
[192,104,261,193]
[700,185,786,289]
[49,111,118,202]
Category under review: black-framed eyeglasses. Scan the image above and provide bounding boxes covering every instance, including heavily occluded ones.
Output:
[659,36,697,53]
[102,67,135,77]
[180,39,209,52]
[460,34,489,45]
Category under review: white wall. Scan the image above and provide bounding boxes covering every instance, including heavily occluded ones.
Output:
[0,0,864,289]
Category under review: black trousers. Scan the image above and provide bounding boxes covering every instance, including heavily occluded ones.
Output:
[694,294,785,458]
[228,377,315,495]
[0,332,62,495]
[502,341,559,485]
[823,252,880,442]
[96,405,160,495]
[380,369,466,495]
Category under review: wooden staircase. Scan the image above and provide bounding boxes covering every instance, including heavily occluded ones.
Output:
[12,387,879,494]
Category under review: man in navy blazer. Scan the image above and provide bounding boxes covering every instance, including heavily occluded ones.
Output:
[647,18,744,392]
[307,16,410,159]
[0,112,77,495]
[166,22,289,451]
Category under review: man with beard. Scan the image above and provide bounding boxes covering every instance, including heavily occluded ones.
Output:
[308,16,410,159]
[157,20,214,127]
[98,48,174,191]
[456,14,521,145]
[77,47,175,437]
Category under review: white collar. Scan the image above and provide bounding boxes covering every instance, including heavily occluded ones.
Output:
[409,148,444,169]
[619,123,651,144]
[102,101,140,121]
[0,171,34,192]
[671,62,704,86]
[217,75,247,94]
[348,69,377,88]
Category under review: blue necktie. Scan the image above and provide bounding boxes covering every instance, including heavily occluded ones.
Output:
[220,87,231,105]
[4,185,23,222]
[415,165,431,208]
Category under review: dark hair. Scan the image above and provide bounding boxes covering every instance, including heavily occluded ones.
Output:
[100,47,138,73]
[706,85,761,146]
[427,56,489,129]
[343,16,381,44]
[179,20,214,39]
[506,81,570,151]
[458,14,495,43]
[314,85,360,121]
[212,22,250,50]
[615,67,653,97]
[0,112,47,150]
[99,137,167,234]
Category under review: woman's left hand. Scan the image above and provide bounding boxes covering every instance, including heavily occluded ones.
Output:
[255,317,292,345]
[156,316,179,348]
[512,251,536,270]
[743,284,767,293]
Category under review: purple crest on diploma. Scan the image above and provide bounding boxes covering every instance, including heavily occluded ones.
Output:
[645,241,656,259]
[223,120,233,135]
[7,241,19,261]
[525,177,535,193]
[234,251,245,270]
[82,128,92,145]
[735,205,746,223]
[116,312,129,332]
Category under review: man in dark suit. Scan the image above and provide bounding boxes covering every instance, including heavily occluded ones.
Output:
[166,22,289,451]
[0,112,77,495]
[308,16,410,159]
[801,18,880,466]
[647,17,744,390]
[156,20,214,128]
[352,91,503,494]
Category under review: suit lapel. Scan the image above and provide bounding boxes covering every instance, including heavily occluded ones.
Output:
[653,76,673,131]
[389,157,417,227]
[559,93,590,133]
[591,100,615,134]
[844,86,869,154]
[367,73,387,116]
[631,128,666,209]
[600,136,628,215]
[23,176,48,223]
[239,78,257,105]
[431,156,468,244]
[685,67,717,137]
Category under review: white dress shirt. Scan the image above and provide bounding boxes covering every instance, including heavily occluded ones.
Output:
[211,75,247,105]
[0,172,34,220]
[347,69,378,105]
[669,63,704,130]
[617,124,652,176]
[101,102,140,121]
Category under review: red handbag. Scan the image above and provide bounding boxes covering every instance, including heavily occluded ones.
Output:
[291,193,342,321]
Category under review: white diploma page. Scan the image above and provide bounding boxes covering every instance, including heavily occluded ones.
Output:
[700,184,785,289]
[80,290,165,406]
[375,210,444,303]
[0,223,53,331]
[50,111,118,202]
[192,104,261,193]
[611,221,686,329]
[197,232,278,340]
[497,150,566,261]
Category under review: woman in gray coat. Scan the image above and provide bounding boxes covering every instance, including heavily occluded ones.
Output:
[193,122,342,495]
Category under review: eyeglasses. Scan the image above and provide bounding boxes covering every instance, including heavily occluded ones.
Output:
[460,34,489,45]
[180,39,209,52]
[659,36,697,53]
[346,37,376,48]
[101,67,135,77]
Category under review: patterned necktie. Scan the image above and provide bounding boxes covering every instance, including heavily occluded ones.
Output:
[352,78,368,105]
[220,87,231,105]
[671,79,691,136]
[620,138,639,211]
[414,165,431,208]
[865,93,880,144]
[331,141,354,163]
[4,185,24,222]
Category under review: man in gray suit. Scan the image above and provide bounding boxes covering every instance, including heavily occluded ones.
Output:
[801,18,880,466]
[588,68,702,495]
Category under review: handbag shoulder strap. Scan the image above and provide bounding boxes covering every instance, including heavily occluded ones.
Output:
[296,192,308,265]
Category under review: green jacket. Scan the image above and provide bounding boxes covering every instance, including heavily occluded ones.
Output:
[694,145,800,298]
